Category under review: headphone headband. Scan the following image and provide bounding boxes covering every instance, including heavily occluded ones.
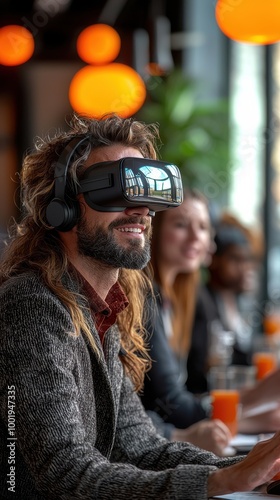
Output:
[46,135,90,232]
[53,135,90,199]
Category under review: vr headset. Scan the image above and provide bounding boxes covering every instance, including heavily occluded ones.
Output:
[46,136,183,232]
[78,156,183,215]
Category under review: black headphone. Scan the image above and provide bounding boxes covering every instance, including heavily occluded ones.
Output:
[46,135,89,232]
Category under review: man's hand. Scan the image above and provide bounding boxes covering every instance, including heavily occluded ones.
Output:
[207,431,280,498]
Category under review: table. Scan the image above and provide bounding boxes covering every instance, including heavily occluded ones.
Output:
[211,493,279,499]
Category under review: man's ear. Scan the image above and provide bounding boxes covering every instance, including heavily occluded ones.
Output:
[77,195,87,217]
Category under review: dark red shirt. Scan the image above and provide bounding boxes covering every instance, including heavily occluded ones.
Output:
[81,276,129,344]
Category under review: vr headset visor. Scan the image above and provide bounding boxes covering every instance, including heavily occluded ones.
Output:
[78,157,183,214]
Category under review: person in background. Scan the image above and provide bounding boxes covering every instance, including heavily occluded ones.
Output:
[141,189,231,454]
[187,215,259,395]
[142,194,280,440]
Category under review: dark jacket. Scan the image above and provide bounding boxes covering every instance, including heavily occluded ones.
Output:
[0,271,239,500]
[187,285,253,395]
[141,287,207,430]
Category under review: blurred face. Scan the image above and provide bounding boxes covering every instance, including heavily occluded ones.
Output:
[157,197,211,275]
[210,244,254,293]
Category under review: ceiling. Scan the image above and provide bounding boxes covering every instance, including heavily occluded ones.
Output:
[0,0,183,61]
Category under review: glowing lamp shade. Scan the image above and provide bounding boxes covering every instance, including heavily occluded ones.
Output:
[77,24,121,64]
[215,0,280,45]
[0,25,34,66]
[69,63,146,118]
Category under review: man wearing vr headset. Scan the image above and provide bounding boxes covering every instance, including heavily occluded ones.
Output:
[1,113,280,499]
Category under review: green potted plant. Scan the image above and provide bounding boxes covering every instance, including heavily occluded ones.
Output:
[137,69,230,199]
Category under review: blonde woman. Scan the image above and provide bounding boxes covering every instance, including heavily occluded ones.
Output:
[142,190,231,452]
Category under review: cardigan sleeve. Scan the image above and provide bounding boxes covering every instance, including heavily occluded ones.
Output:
[111,368,242,498]
[145,410,175,439]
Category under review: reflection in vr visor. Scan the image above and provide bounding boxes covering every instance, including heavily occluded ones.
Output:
[125,164,181,203]
[78,157,183,212]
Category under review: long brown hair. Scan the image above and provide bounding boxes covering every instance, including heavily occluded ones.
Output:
[0,113,161,391]
[148,188,209,355]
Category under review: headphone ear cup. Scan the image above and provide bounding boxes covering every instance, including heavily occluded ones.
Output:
[46,198,80,232]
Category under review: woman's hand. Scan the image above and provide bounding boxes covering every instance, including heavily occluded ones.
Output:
[171,418,231,456]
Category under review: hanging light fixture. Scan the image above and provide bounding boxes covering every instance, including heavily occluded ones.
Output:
[76,24,121,65]
[69,63,146,118]
[69,23,146,118]
[215,0,280,45]
[0,25,34,66]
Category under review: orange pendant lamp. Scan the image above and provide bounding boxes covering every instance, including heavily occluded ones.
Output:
[215,0,280,45]
[76,24,121,66]
[69,63,146,118]
[69,24,146,118]
[0,25,34,66]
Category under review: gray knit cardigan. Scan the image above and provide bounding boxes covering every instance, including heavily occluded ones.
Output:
[0,271,241,499]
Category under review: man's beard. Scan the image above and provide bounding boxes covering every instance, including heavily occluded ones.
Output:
[76,216,152,270]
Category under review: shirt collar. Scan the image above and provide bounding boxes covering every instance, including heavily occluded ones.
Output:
[77,271,129,317]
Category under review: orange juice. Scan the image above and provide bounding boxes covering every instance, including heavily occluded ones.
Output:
[263,314,280,335]
[210,389,239,436]
[252,352,278,380]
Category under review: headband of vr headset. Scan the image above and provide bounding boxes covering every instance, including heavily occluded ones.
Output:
[46,135,183,232]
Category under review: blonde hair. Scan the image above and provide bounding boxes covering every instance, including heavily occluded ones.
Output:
[148,188,209,355]
[0,113,161,391]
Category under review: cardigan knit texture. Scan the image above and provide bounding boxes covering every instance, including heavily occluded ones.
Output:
[0,271,241,499]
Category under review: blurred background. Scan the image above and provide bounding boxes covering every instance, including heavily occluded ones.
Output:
[0,0,280,327]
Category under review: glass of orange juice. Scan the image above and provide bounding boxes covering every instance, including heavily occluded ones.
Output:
[252,351,278,380]
[263,312,280,336]
[210,389,240,436]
